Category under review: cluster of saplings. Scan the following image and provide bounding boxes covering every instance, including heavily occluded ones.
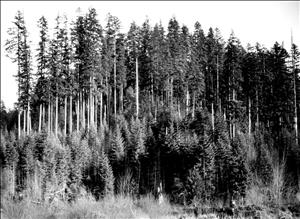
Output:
[1,7,300,208]
[0,110,275,205]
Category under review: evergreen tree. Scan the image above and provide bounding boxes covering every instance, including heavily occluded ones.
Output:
[116,33,127,114]
[126,22,142,117]
[84,8,103,129]
[35,16,50,132]
[6,11,32,136]
[267,42,291,135]
[189,22,206,117]
[106,13,121,119]
[222,32,244,139]
[291,43,300,145]
[149,23,167,119]
[166,17,181,111]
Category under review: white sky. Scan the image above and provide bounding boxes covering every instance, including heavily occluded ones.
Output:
[1,1,300,110]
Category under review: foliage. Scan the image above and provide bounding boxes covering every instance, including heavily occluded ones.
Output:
[2,8,300,211]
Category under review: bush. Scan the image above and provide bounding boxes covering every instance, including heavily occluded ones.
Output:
[116,169,138,196]
[137,193,173,218]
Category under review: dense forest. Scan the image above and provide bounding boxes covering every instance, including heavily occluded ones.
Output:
[1,8,300,215]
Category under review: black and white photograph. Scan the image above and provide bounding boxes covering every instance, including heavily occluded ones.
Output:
[1,1,300,218]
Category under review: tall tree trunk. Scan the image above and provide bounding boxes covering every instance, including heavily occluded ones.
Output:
[217,55,220,112]
[48,102,50,133]
[87,93,90,130]
[69,95,73,134]
[106,76,109,127]
[155,95,158,122]
[83,93,85,129]
[114,41,117,118]
[256,89,259,129]
[77,95,79,132]
[27,101,30,135]
[186,86,189,115]
[248,97,251,137]
[92,94,94,127]
[100,89,103,128]
[192,91,195,119]
[55,95,58,136]
[170,77,173,111]
[29,113,31,133]
[104,104,106,127]
[293,58,298,146]
[136,57,139,117]
[212,102,215,131]
[18,110,21,138]
[120,84,124,113]
[50,102,53,133]
[177,99,181,119]
[151,74,154,109]
[64,96,67,136]
[42,103,45,129]
[23,109,26,135]
[39,104,42,132]
[95,95,98,130]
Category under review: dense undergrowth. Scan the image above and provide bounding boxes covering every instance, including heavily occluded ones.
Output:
[1,109,300,218]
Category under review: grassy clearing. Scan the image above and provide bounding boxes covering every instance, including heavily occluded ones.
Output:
[1,191,297,219]
[0,194,180,219]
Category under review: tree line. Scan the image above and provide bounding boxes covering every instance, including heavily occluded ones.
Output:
[1,8,300,206]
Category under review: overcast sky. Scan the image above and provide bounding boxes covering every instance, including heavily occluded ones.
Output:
[1,1,300,110]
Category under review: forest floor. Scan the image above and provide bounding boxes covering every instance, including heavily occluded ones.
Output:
[1,194,300,219]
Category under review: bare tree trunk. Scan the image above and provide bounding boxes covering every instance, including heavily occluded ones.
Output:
[248,97,251,137]
[55,96,58,136]
[192,92,195,119]
[83,93,85,129]
[212,102,215,131]
[233,123,236,138]
[51,102,53,133]
[77,95,79,131]
[114,41,117,118]
[42,103,45,129]
[256,89,259,128]
[27,101,30,135]
[87,93,91,129]
[186,86,189,115]
[69,95,72,134]
[177,100,181,119]
[23,109,26,135]
[136,57,139,117]
[293,59,298,146]
[149,91,151,113]
[91,94,94,127]
[64,96,67,136]
[18,110,21,138]
[48,102,50,133]
[151,74,154,108]
[29,111,31,133]
[95,95,98,130]
[104,104,106,127]
[100,90,103,128]
[39,104,42,132]
[170,77,173,111]
[106,76,109,127]
[120,84,124,113]
[217,55,220,112]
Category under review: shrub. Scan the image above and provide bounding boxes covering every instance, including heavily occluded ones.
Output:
[137,193,173,218]
[86,150,114,199]
[109,124,125,163]
[116,169,138,196]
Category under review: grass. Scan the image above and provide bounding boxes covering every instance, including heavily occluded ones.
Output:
[0,193,179,219]
[1,189,296,219]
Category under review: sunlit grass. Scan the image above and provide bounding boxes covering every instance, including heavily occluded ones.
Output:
[0,194,177,219]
